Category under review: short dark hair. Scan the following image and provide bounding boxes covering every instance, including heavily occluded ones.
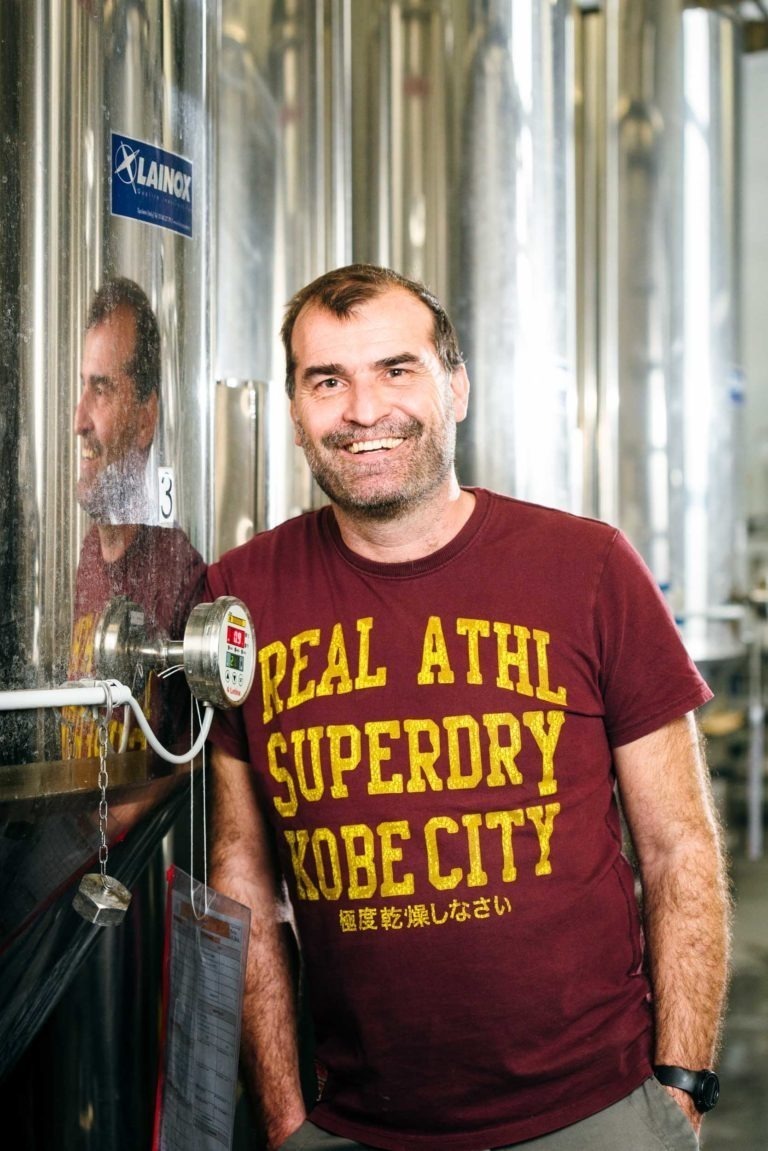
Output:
[86,277,160,403]
[280,264,465,398]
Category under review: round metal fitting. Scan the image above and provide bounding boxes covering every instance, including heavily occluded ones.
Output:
[183,596,256,707]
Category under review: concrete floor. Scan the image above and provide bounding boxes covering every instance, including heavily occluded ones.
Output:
[700,847,768,1151]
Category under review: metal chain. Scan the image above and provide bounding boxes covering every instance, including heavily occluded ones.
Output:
[97,717,111,888]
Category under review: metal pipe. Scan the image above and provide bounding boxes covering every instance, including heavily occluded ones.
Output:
[0,681,134,713]
[747,612,764,859]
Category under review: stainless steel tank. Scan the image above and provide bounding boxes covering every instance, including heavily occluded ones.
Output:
[587,0,745,662]
[0,2,217,1139]
[669,4,746,662]
[594,0,685,580]
[453,0,580,512]
[268,0,353,519]
[214,2,278,548]
[2,0,215,762]
[360,0,453,305]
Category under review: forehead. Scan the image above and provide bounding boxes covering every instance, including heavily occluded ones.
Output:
[292,288,436,366]
[82,310,137,373]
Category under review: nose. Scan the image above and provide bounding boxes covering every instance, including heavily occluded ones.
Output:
[342,379,392,427]
[74,386,93,437]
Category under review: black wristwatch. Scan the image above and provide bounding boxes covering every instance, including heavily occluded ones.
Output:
[654,1065,720,1112]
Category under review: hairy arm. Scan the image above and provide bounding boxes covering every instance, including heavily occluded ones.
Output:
[209,744,307,1149]
[614,713,732,1132]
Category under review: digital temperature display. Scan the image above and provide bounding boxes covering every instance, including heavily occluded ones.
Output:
[184,597,255,708]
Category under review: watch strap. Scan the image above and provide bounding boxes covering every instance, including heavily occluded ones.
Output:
[654,1064,720,1112]
[654,1065,699,1094]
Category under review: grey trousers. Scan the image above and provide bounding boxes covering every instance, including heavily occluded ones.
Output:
[278,1079,699,1151]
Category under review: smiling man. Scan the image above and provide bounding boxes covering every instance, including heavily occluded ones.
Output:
[206,265,730,1151]
[288,284,469,532]
[63,278,206,759]
[75,278,160,552]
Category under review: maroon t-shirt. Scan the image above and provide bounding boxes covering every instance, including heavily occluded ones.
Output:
[206,489,712,1150]
[64,524,207,758]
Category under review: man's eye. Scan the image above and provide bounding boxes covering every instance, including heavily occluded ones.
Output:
[318,378,341,391]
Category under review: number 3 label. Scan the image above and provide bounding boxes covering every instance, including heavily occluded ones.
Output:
[158,467,175,524]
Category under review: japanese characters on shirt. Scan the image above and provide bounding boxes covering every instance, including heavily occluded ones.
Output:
[259,612,566,935]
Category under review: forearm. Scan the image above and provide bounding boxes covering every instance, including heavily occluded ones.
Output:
[210,747,306,1148]
[641,827,731,1069]
[639,816,731,1132]
[615,715,733,1131]
[239,908,307,1148]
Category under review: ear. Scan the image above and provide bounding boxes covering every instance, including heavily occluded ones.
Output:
[450,364,470,423]
[136,392,158,451]
[289,398,303,446]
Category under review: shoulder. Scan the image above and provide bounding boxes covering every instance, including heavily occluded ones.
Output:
[78,523,103,563]
[74,526,107,608]
[478,487,614,532]
[477,488,622,557]
[208,507,328,588]
[470,490,664,614]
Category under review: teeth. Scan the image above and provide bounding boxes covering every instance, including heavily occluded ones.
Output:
[347,438,403,454]
[81,448,98,461]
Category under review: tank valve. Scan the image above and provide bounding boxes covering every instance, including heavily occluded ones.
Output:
[93,594,256,708]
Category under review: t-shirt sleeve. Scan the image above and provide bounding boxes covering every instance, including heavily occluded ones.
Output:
[595,530,713,748]
[204,561,252,763]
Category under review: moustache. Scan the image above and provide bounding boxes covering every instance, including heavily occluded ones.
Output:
[320,418,424,449]
[79,435,103,457]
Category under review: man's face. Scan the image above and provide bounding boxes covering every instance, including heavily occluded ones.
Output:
[289,288,469,520]
[75,308,157,520]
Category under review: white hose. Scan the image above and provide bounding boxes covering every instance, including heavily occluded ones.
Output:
[0,678,213,765]
[122,691,214,764]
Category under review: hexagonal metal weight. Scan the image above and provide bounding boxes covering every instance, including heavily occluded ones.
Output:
[72,873,132,926]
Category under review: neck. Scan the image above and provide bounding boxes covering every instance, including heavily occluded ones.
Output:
[97,522,140,564]
[331,476,475,563]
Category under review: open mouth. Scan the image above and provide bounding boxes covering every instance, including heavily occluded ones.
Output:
[346,437,404,454]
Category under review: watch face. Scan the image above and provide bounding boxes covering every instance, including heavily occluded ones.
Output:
[697,1071,720,1112]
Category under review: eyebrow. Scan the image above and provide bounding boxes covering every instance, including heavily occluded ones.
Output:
[84,373,118,391]
[376,353,422,370]
[299,352,422,384]
[300,361,346,383]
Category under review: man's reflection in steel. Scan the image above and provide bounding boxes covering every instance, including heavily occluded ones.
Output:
[63,278,206,758]
[75,277,159,533]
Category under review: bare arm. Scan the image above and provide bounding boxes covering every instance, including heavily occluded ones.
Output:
[209,744,307,1149]
[614,712,731,1133]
